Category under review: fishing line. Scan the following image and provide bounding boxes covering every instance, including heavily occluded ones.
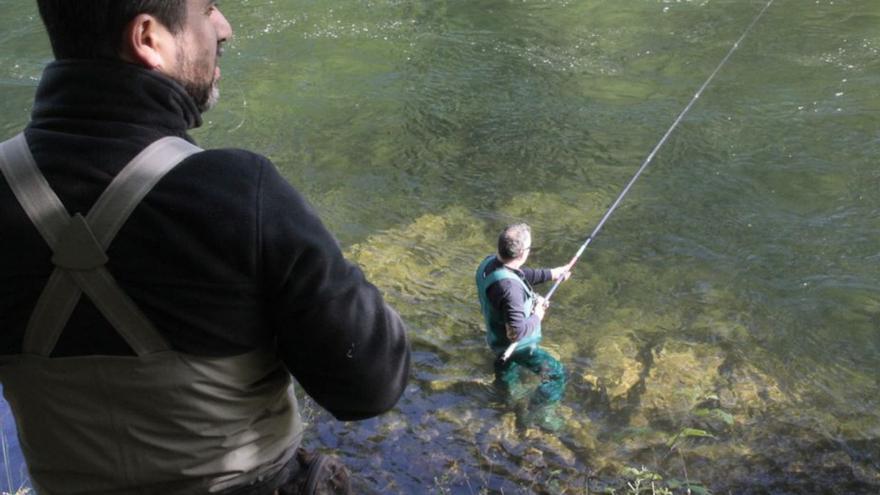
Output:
[501,0,776,362]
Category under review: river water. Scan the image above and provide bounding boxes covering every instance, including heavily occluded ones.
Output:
[1,0,878,493]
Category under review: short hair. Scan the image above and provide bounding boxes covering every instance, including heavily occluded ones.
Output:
[36,0,188,60]
[497,223,531,261]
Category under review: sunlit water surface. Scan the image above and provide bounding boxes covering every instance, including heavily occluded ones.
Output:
[1,1,879,493]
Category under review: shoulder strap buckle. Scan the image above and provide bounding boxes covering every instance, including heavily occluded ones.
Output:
[0,133,202,356]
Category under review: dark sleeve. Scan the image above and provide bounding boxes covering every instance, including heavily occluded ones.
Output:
[257,161,410,421]
[487,279,540,342]
[521,267,552,286]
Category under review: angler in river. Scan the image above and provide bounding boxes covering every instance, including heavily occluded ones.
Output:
[476,0,780,430]
[476,223,575,427]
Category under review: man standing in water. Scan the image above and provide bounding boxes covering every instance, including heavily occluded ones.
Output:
[476,223,574,426]
[0,1,409,494]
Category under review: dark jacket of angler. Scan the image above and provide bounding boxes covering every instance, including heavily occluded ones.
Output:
[0,59,410,494]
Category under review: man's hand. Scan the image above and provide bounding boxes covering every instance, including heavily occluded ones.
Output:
[551,256,577,282]
[533,295,548,320]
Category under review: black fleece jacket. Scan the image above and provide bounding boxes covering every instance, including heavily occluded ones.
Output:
[0,60,410,421]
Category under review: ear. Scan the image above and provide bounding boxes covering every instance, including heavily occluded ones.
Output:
[119,14,176,71]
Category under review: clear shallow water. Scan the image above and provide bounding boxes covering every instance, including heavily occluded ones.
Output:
[1,0,879,492]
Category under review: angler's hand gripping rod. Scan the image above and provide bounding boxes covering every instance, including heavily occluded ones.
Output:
[500,0,776,362]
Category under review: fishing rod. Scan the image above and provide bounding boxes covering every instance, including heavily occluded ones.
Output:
[501,0,776,363]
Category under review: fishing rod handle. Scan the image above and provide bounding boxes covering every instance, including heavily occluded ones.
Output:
[500,342,517,362]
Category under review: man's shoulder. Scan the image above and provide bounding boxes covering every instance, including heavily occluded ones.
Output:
[184,147,272,169]
[478,256,509,280]
[477,255,497,274]
[176,146,289,185]
[483,263,523,293]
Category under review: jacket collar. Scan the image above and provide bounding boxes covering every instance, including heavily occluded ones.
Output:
[30,59,202,133]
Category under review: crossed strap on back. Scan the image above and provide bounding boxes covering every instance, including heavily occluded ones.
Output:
[0,133,202,357]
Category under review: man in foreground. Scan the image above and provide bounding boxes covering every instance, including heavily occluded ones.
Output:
[475,223,574,425]
[0,1,410,493]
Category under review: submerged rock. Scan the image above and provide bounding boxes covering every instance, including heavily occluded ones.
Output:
[636,340,724,427]
[717,360,786,421]
[580,332,644,411]
[346,206,492,350]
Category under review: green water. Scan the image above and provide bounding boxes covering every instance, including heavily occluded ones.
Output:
[2,0,879,492]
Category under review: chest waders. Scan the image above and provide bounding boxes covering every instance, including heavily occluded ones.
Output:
[0,134,302,495]
[475,256,541,356]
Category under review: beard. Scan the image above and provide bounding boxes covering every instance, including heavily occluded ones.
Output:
[180,77,219,114]
[174,44,220,113]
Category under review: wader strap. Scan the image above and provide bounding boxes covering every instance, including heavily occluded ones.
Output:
[0,134,202,356]
[0,134,69,246]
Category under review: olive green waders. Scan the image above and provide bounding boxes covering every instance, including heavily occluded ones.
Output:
[0,134,302,494]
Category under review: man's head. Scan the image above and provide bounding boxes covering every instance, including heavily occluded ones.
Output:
[36,0,233,112]
[497,223,532,266]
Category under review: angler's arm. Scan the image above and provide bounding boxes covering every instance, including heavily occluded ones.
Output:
[258,162,410,421]
[524,260,575,286]
[521,267,552,286]
[276,267,410,420]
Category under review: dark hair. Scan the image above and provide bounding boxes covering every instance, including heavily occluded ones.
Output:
[497,223,531,261]
[36,0,188,60]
